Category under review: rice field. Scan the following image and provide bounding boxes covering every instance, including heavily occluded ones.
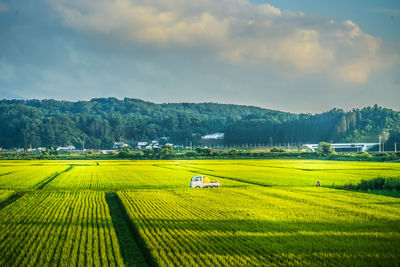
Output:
[0,164,69,189]
[0,191,128,266]
[161,159,400,187]
[118,187,400,266]
[1,159,399,190]
[0,159,399,266]
[44,164,205,189]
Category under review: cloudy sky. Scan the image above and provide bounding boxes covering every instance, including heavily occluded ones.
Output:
[0,0,399,113]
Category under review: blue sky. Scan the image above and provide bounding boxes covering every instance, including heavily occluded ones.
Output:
[0,0,399,113]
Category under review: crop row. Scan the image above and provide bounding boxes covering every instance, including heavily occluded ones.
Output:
[0,191,126,267]
[118,187,400,266]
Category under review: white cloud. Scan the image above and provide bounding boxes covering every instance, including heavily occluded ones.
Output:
[220,29,334,73]
[333,20,393,84]
[47,0,394,84]
[49,0,231,46]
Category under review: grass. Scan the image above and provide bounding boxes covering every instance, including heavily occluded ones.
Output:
[340,177,400,198]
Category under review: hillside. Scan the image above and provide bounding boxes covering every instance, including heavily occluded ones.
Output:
[0,98,399,149]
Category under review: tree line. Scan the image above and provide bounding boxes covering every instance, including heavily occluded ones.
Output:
[0,98,399,150]
[225,105,400,150]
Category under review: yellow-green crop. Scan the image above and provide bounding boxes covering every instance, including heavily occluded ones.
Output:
[0,190,15,204]
[0,191,126,266]
[163,159,400,187]
[118,186,400,266]
[0,159,399,266]
[0,163,69,189]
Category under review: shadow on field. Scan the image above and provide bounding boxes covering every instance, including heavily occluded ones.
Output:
[0,194,21,210]
[129,218,400,266]
[0,171,15,177]
[105,193,153,267]
[36,165,74,189]
[135,218,400,234]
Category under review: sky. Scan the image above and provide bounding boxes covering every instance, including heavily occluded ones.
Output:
[0,0,399,113]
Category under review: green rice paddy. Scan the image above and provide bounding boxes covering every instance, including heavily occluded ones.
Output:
[0,159,399,266]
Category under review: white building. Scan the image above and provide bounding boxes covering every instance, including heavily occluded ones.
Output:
[202,133,224,140]
[56,145,76,151]
[304,143,379,152]
[113,142,129,150]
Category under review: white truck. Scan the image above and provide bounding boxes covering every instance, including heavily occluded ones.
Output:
[190,175,221,188]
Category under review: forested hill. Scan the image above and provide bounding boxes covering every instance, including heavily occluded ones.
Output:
[0,98,294,149]
[0,98,399,149]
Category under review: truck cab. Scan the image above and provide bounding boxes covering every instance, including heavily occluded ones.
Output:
[190,175,204,188]
[190,175,220,188]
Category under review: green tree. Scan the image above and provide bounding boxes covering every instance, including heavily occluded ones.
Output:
[143,149,153,158]
[118,148,131,158]
[318,142,333,157]
[160,144,174,159]
[227,148,238,155]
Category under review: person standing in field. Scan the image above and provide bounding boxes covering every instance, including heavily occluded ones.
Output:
[316,180,321,187]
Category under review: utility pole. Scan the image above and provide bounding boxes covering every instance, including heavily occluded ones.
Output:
[379,135,381,153]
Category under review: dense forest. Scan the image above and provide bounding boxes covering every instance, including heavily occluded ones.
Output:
[225,105,400,149]
[0,98,399,150]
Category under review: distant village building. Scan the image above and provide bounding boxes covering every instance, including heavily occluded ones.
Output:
[202,133,224,140]
[146,140,161,150]
[56,145,76,151]
[136,139,173,150]
[26,147,47,153]
[113,142,129,150]
[200,133,225,147]
[136,141,148,150]
[101,150,117,154]
[304,143,379,152]
[136,141,149,150]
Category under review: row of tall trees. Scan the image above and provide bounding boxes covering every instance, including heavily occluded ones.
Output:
[224,105,400,150]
